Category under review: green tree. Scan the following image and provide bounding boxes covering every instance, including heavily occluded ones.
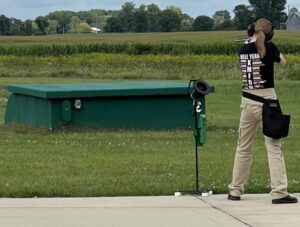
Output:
[35,16,49,35]
[213,10,231,22]
[181,14,194,31]
[233,5,253,29]
[146,4,161,32]
[166,5,182,16]
[9,18,24,35]
[68,16,81,33]
[23,19,33,35]
[104,16,123,32]
[94,15,112,31]
[193,16,214,31]
[76,9,117,31]
[119,2,135,32]
[46,20,59,34]
[68,16,91,33]
[248,0,286,28]
[77,10,94,25]
[47,11,74,34]
[133,5,148,32]
[159,9,182,32]
[31,21,39,35]
[77,22,91,33]
[0,14,10,35]
[213,10,233,30]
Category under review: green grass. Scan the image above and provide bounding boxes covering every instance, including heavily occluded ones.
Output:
[0,54,239,80]
[1,29,299,80]
[1,54,299,80]
[0,127,195,197]
[1,79,300,197]
[0,30,299,197]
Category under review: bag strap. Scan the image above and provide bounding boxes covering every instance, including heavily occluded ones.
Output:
[242,91,267,104]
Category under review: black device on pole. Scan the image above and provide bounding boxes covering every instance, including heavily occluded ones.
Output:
[190,80,210,99]
[187,79,211,194]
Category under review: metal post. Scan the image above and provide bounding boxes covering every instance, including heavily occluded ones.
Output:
[195,137,200,193]
[194,100,201,193]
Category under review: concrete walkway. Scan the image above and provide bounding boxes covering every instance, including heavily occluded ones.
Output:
[0,194,299,227]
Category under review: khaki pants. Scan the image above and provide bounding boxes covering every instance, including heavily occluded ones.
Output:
[229,98,288,199]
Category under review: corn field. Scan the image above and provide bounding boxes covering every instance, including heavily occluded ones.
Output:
[0,31,299,80]
[1,41,300,56]
[0,42,242,56]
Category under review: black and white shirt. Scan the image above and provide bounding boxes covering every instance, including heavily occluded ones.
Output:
[239,42,281,90]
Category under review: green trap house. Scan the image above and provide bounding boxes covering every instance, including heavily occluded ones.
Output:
[5,81,213,140]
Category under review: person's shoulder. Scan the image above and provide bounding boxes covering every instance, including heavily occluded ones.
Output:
[266,41,277,48]
[266,41,280,53]
[239,44,247,54]
[239,42,255,52]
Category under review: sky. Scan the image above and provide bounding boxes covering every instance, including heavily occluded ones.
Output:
[0,0,299,20]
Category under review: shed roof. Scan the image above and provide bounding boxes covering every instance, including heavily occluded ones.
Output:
[8,81,191,99]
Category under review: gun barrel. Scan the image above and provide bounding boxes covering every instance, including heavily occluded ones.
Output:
[235,38,248,43]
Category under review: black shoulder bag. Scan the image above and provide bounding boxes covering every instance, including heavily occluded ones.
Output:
[243,92,290,139]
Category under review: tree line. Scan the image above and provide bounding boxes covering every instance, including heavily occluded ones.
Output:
[0,0,288,35]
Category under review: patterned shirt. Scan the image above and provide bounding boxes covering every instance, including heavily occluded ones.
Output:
[239,42,281,90]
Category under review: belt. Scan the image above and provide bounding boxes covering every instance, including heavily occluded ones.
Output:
[242,91,267,104]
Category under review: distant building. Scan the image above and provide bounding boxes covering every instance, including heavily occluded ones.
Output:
[90,27,101,34]
[286,8,300,30]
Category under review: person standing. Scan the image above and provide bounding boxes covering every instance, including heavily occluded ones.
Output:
[228,17,298,204]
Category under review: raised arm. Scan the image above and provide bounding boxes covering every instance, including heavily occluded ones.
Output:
[279,53,286,65]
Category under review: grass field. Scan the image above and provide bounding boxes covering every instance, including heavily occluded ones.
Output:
[1,79,300,197]
[0,30,300,45]
[1,31,299,80]
[0,31,300,197]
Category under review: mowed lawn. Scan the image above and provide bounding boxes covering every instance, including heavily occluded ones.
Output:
[0,79,299,197]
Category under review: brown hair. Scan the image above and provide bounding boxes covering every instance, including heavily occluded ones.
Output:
[254,18,273,58]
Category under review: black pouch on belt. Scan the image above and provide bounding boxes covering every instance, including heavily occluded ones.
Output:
[243,92,290,139]
[262,99,290,139]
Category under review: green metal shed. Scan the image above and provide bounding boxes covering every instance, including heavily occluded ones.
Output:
[5,81,210,131]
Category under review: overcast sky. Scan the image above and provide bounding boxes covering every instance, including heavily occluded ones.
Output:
[0,0,299,20]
